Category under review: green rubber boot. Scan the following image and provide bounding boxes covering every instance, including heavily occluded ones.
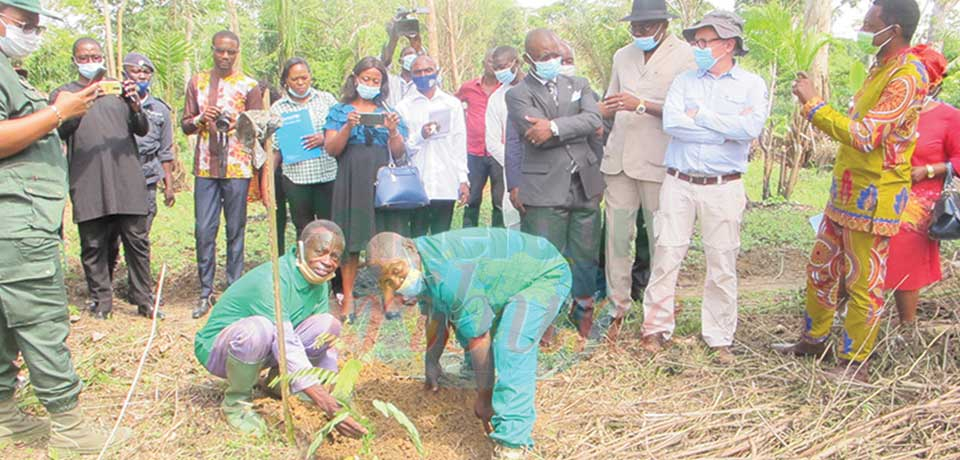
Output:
[223,355,268,437]
[47,407,131,458]
[0,398,49,448]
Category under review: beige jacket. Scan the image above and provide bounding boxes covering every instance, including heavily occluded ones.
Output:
[601,34,696,182]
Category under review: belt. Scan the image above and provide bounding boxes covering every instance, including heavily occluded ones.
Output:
[667,168,741,185]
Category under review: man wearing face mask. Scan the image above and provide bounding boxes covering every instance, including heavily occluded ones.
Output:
[505,28,603,339]
[641,11,768,364]
[51,38,158,321]
[594,0,695,342]
[382,17,424,108]
[0,1,134,456]
[366,228,571,459]
[395,55,469,237]
[775,0,926,383]
[194,220,367,439]
[485,45,525,230]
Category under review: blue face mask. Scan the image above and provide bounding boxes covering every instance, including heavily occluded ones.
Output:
[77,62,105,80]
[356,82,381,100]
[693,47,718,72]
[494,67,516,85]
[633,24,662,51]
[530,56,561,81]
[395,267,425,299]
[401,54,417,72]
[412,73,438,93]
[136,81,150,96]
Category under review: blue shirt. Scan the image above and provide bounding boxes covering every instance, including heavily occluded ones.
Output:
[662,64,769,175]
[323,102,409,146]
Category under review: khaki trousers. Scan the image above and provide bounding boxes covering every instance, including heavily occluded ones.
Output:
[604,173,661,317]
[642,174,746,347]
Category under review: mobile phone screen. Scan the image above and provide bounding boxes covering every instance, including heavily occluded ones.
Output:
[359,112,386,126]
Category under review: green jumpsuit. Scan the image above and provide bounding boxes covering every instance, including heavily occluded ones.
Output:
[414,227,572,448]
[0,53,81,413]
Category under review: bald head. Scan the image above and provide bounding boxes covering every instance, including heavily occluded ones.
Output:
[524,29,558,58]
[72,37,102,56]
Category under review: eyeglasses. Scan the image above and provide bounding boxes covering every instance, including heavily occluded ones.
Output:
[0,13,45,35]
[212,47,239,56]
[689,37,726,49]
[630,22,662,35]
[74,54,105,64]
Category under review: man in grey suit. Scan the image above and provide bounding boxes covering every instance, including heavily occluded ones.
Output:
[505,29,603,339]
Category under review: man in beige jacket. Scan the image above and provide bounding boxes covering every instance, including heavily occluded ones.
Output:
[596,0,695,339]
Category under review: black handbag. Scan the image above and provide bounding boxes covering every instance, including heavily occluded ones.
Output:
[928,163,960,240]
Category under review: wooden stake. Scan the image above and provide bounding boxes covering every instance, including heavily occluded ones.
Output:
[263,127,297,446]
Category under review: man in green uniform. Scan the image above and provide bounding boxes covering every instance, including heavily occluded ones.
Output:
[367,228,572,460]
[194,220,365,439]
[0,0,133,456]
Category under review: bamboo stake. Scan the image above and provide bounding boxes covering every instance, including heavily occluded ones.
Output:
[262,105,296,445]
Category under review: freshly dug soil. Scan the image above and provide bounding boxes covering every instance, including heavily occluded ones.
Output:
[258,362,494,460]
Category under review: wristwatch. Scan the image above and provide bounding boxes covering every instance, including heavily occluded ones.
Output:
[635,99,647,115]
[926,164,936,179]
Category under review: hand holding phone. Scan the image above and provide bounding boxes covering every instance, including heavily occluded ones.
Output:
[358,112,386,126]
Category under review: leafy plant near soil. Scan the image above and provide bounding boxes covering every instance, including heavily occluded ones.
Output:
[269,346,424,459]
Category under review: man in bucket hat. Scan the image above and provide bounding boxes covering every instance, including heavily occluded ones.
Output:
[0,0,132,456]
[594,0,695,342]
[639,10,768,363]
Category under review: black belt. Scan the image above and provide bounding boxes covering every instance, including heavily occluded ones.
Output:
[667,168,741,185]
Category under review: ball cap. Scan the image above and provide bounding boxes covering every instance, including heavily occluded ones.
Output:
[0,0,63,21]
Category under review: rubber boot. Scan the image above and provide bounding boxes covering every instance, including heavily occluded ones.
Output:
[0,398,48,448]
[223,355,267,437]
[47,407,131,458]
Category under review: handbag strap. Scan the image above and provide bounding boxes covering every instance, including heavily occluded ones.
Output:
[945,162,955,190]
[381,106,408,168]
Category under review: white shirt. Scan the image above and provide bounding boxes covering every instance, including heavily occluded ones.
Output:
[386,73,416,109]
[484,83,515,166]
[396,88,469,201]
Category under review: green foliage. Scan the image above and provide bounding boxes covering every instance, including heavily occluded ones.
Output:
[331,359,363,402]
[307,408,352,458]
[373,400,425,458]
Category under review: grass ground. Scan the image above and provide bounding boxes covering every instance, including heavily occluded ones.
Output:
[4,162,959,459]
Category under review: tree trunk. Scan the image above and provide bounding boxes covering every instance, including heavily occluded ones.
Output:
[804,0,831,101]
[102,1,116,78]
[225,0,242,69]
[115,0,129,76]
[760,63,778,201]
[277,0,293,73]
[425,0,439,59]
[926,0,960,50]
[444,0,461,89]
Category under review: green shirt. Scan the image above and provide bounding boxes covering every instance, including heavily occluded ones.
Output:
[194,248,330,365]
[413,228,566,343]
[0,53,68,240]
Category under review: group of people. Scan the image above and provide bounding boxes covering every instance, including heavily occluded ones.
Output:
[0,0,957,457]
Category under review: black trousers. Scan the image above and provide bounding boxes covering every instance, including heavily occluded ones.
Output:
[194,177,249,299]
[281,176,334,237]
[521,175,601,299]
[108,184,158,281]
[463,155,504,228]
[79,214,153,314]
[412,200,455,237]
[275,165,289,254]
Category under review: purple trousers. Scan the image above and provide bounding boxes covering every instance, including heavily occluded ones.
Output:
[204,314,340,393]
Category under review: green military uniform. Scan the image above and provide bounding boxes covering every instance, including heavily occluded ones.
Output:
[0,51,81,414]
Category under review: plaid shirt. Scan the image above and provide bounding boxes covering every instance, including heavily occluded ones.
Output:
[270,89,339,184]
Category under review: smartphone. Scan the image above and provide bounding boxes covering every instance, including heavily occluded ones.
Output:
[395,18,420,37]
[101,80,123,96]
[358,112,386,126]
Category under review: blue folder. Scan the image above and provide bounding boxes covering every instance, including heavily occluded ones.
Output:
[277,109,322,165]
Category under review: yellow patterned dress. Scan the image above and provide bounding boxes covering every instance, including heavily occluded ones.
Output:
[799,50,928,362]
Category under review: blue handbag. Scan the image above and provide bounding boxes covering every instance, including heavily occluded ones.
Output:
[374,147,429,210]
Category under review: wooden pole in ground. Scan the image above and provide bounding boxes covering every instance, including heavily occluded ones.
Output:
[260,90,296,445]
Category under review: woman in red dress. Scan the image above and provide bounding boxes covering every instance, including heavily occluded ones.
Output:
[885,44,960,324]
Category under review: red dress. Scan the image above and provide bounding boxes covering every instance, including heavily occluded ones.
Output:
[886,103,960,290]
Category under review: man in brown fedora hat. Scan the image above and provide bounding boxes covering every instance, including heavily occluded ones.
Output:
[594,0,695,341]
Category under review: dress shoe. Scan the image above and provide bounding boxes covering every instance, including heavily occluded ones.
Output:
[640,333,667,354]
[772,340,828,357]
[138,305,165,320]
[713,346,736,365]
[192,296,214,319]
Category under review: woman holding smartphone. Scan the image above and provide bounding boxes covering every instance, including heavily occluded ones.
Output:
[324,56,409,321]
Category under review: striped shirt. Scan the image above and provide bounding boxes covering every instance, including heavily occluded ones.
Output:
[270,89,339,184]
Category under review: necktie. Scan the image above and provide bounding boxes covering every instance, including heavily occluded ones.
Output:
[545,81,558,106]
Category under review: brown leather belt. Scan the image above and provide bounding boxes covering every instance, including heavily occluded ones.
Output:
[667,167,741,185]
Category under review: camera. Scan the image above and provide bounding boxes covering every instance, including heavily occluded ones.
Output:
[395,7,429,37]
[215,109,235,133]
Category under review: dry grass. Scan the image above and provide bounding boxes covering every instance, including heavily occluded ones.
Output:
[2,256,959,459]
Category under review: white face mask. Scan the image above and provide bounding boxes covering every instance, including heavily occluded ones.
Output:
[558,64,576,77]
[0,22,41,60]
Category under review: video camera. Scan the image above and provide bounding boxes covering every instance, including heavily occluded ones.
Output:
[394,7,429,37]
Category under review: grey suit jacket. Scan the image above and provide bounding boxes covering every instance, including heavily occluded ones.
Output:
[505,74,602,208]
